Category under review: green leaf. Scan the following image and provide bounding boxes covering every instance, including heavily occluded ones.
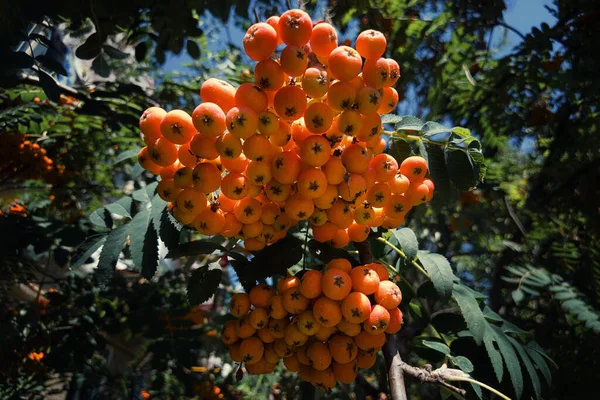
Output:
[166,240,225,259]
[75,33,102,59]
[35,55,68,76]
[89,208,112,229]
[453,283,486,345]
[70,234,107,269]
[395,115,424,131]
[507,336,541,399]
[418,253,455,300]
[380,114,404,125]
[186,39,201,59]
[114,148,140,164]
[484,327,504,382]
[452,355,474,373]
[92,54,110,78]
[524,343,552,385]
[421,121,450,136]
[105,199,133,219]
[38,70,60,102]
[102,45,129,60]
[187,263,222,305]
[307,239,357,266]
[424,142,454,201]
[128,209,159,279]
[451,127,471,138]
[388,137,413,164]
[469,149,487,183]
[158,203,182,251]
[445,147,477,191]
[135,41,148,62]
[512,289,525,304]
[490,325,523,399]
[391,227,418,260]
[4,51,34,68]
[96,224,130,287]
[420,339,450,355]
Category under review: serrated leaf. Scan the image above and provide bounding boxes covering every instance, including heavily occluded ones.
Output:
[451,127,471,138]
[128,209,158,279]
[452,355,474,373]
[424,142,454,201]
[75,32,102,59]
[96,224,130,287]
[38,70,60,102]
[187,263,222,305]
[391,227,418,260]
[507,336,541,399]
[114,148,140,164]
[159,206,182,250]
[166,240,225,259]
[419,253,454,300]
[524,344,552,386]
[421,121,450,136]
[445,147,477,191]
[421,339,450,354]
[103,45,129,59]
[307,239,357,266]
[70,234,107,269]
[35,55,68,76]
[469,149,487,183]
[394,115,424,131]
[453,283,486,344]
[247,235,304,277]
[380,114,404,125]
[388,137,412,164]
[105,200,133,219]
[89,208,112,229]
[186,40,201,59]
[490,325,523,399]
[92,54,110,78]
[512,289,525,304]
[484,327,504,382]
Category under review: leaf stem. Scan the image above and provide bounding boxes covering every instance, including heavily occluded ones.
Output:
[449,377,512,400]
[376,236,430,279]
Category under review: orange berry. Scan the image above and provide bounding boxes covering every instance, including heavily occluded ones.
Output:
[280,45,309,77]
[383,194,412,219]
[322,268,352,301]
[290,118,311,145]
[326,80,356,111]
[265,179,292,202]
[284,193,315,221]
[357,348,377,369]
[221,320,239,344]
[235,83,268,114]
[322,156,346,185]
[234,197,263,225]
[140,107,166,140]
[311,221,338,242]
[220,172,248,200]
[399,156,428,182]
[268,295,289,320]
[311,367,336,390]
[356,86,382,115]
[192,102,226,137]
[249,308,270,329]
[355,29,387,60]
[254,58,285,91]
[350,266,381,295]
[269,318,289,339]
[160,109,196,144]
[220,153,249,173]
[310,22,338,58]
[269,120,292,147]
[297,168,328,199]
[406,181,430,206]
[364,263,389,281]
[386,58,401,86]
[285,322,308,346]
[300,269,323,299]
[263,342,279,363]
[338,173,367,202]
[201,78,236,112]
[300,135,332,167]
[366,182,391,208]
[312,296,342,328]
[243,22,278,61]
[266,15,283,45]
[326,198,353,229]
[329,334,358,363]
[176,188,207,215]
[222,212,242,237]
[215,131,243,159]
[274,337,294,358]
[307,342,332,371]
[378,86,399,114]
[236,315,257,338]
[240,336,265,365]
[303,103,334,134]
[331,228,350,249]
[257,111,280,136]
[328,46,362,81]
[375,280,402,309]
[355,330,386,352]
[337,109,363,136]
[192,162,221,193]
[245,160,272,186]
[194,207,226,236]
[327,258,352,274]
[333,360,358,384]
[157,179,181,202]
[271,151,302,184]
[363,304,390,334]
[313,184,338,210]
[314,324,338,342]
[310,208,327,227]
[347,222,370,242]
[147,138,178,167]
[190,134,219,160]
[341,291,371,324]
[362,57,390,89]
[337,318,361,337]
[274,85,307,122]
[370,153,398,183]
[248,283,275,309]
[278,9,312,46]
[282,287,309,315]
[277,276,301,295]
[297,310,321,336]
[341,143,370,174]
[283,353,301,371]
[386,307,403,334]
[226,106,259,140]
[302,66,330,99]
[422,178,435,202]
[389,173,410,194]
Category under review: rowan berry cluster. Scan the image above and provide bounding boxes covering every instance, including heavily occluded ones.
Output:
[137,9,434,250]
[1,132,64,184]
[221,258,402,388]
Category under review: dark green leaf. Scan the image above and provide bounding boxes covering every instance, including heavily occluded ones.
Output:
[469,149,487,183]
[380,114,404,125]
[186,40,201,59]
[70,234,107,269]
[453,283,486,344]
[524,343,552,386]
[388,138,413,164]
[103,45,129,60]
[484,327,504,382]
[391,227,418,260]
[159,203,182,251]
[307,239,357,266]
[490,325,523,399]
[3,51,34,68]
[424,142,455,201]
[129,209,158,279]
[512,289,525,304]
[452,355,474,373]
[89,208,112,229]
[507,336,541,399]
[394,116,424,131]
[114,148,140,164]
[166,240,225,259]
[451,127,471,138]
[75,33,102,59]
[246,235,304,278]
[418,253,455,300]
[35,55,68,76]
[421,121,450,136]
[445,147,477,191]
[187,263,222,305]
[105,199,133,219]
[420,339,450,354]
[38,70,60,102]
[96,224,130,287]
[92,54,110,78]
[135,41,148,62]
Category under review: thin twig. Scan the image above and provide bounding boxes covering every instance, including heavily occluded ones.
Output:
[497,22,526,40]
[376,236,430,279]
[399,362,467,396]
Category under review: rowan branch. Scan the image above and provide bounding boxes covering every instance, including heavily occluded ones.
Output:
[398,362,467,396]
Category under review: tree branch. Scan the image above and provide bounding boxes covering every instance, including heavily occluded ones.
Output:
[383,333,408,400]
[399,362,467,396]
